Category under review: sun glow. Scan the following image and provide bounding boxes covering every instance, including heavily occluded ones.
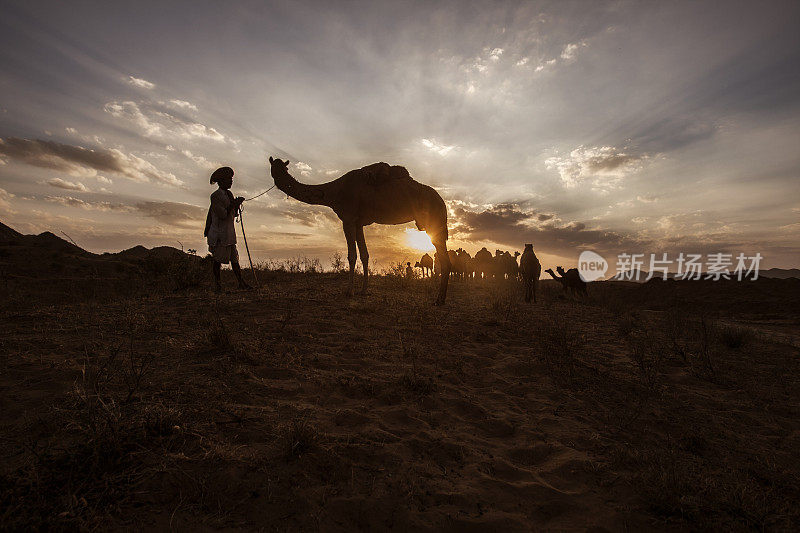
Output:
[404,228,435,252]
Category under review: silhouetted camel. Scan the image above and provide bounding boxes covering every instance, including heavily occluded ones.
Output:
[414,253,433,278]
[502,251,520,280]
[456,248,472,280]
[270,157,451,304]
[448,249,459,280]
[474,247,493,279]
[519,244,541,303]
[465,255,477,280]
[545,268,566,287]
[547,266,588,297]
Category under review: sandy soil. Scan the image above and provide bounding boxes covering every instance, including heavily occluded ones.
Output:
[2,264,799,531]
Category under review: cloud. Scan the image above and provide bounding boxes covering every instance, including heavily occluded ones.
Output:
[545,145,648,191]
[0,137,182,186]
[65,126,104,145]
[44,195,134,212]
[182,149,214,168]
[293,161,313,177]
[420,138,455,156]
[168,99,198,111]
[279,203,338,228]
[0,187,14,212]
[134,201,206,228]
[128,76,155,89]
[560,41,586,61]
[630,117,718,153]
[534,58,558,72]
[450,201,644,256]
[637,195,658,203]
[104,101,225,142]
[46,178,88,191]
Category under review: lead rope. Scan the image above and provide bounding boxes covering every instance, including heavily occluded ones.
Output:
[236,205,260,288]
[235,183,276,288]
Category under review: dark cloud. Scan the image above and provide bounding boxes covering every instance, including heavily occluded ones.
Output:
[0,137,182,186]
[629,117,718,153]
[451,202,646,257]
[44,195,133,212]
[134,201,205,228]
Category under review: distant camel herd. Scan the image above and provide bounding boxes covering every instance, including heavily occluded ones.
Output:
[410,246,587,303]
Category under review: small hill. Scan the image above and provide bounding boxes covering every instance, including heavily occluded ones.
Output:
[29,231,91,256]
[0,221,22,243]
[0,219,194,279]
[760,268,800,279]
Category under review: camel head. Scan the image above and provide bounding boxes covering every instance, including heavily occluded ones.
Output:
[524,243,533,251]
[556,266,566,276]
[268,156,293,187]
[414,261,421,268]
[514,251,520,258]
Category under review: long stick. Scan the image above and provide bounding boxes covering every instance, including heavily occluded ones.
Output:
[238,208,260,288]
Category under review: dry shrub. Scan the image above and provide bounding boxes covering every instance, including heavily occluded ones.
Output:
[257,256,322,273]
[717,325,754,350]
[400,371,435,395]
[535,314,582,382]
[329,251,345,272]
[663,305,689,360]
[488,283,516,320]
[626,327,665,390]
[201,316,255,365]
[617,311,641,337]
[205,317,233,355]
[282,416,320,460]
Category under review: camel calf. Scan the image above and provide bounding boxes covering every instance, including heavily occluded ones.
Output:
[546,266,588,297]
[519,244,541,303]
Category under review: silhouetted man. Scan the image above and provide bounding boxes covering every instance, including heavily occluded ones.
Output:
[205,166,251,292]
[405,261,413,279]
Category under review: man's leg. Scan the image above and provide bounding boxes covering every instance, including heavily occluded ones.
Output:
[231,262,251,289]
[213,261,222,292]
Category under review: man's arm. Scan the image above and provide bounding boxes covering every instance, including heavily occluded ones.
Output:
[211,193,244,219]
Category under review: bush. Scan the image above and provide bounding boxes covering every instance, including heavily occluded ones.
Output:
[717,325,754,349]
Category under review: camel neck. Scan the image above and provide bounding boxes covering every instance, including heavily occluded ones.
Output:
[276,173,331,207]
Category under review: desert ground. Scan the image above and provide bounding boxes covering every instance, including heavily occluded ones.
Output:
[1,226,799,531]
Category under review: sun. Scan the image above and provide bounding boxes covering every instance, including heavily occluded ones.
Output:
[404,228,435,252]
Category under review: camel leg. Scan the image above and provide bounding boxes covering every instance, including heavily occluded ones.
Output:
[431,237,450,306]
[343,222,357,296]
[356,225,369,294]
[533,276,539,303]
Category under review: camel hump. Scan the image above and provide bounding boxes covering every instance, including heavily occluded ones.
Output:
[358,162,413,186]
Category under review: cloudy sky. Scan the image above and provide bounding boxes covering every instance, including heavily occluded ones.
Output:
[1,0,798,270]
